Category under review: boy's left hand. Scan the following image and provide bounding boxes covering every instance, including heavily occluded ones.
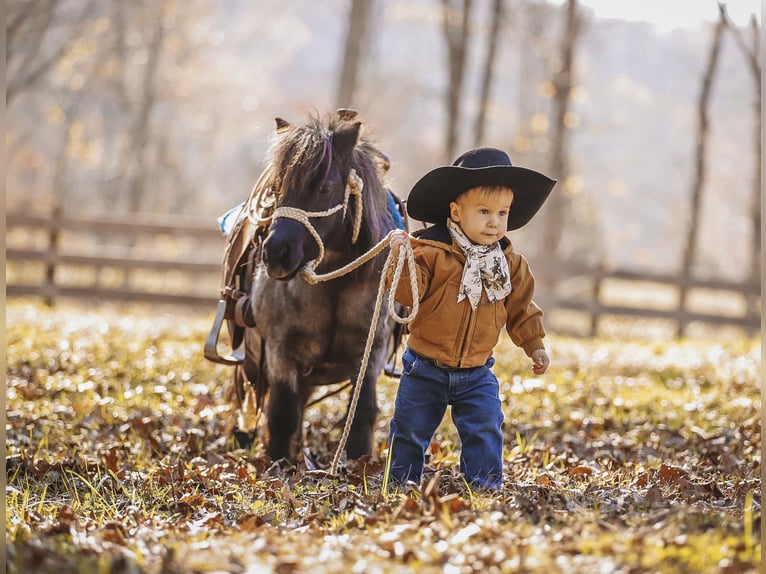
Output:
[531,349,550,375]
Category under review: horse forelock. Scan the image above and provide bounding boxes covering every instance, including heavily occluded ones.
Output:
[270,121,332,201]
[266,113,395,250]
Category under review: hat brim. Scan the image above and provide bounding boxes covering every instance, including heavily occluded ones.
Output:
[406,165,556,230]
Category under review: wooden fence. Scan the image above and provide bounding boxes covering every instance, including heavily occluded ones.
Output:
[6,211,225,308]
[6,211,760,338]
[533,260,760,337]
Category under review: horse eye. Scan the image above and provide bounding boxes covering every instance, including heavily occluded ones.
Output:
[319,183,332,194]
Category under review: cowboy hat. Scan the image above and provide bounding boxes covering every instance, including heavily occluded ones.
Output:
[406,147,556,230]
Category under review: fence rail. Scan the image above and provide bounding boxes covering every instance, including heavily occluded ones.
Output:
[534,260,760,337]
[6,211,760,337]
[7,211,225,308]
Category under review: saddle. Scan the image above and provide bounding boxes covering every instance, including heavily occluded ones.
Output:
[203,172,275,365]
[204,187,410,377]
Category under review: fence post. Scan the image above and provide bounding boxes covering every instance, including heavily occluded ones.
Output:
[677,284,688,338]
[590,267,602,337]
[43,205,62,307]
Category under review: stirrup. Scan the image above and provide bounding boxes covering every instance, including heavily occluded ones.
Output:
[204,299,246,365]
[384,362,402,378]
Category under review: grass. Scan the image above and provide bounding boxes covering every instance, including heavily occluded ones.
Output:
[5,301,762,573]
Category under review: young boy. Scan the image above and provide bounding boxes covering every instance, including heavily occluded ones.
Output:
[386,147,556,491]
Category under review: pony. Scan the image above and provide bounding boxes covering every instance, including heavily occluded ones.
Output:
[208,109,406,463]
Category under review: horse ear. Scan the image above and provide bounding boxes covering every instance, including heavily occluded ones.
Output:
[332,121,362,156]
[336,108,358,121]
[275,117,291,133]
[375,150,391,173]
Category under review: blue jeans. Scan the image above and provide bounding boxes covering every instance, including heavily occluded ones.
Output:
[388,348,504,490]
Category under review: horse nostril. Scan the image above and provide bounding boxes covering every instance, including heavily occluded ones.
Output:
[263,221,306,279]
[263,238,290,268]
[277,244,291,266]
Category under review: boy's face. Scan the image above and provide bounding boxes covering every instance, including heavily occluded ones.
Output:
[449,187,514,246]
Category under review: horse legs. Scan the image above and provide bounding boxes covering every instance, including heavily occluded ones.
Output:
[266,381,308,461]
[227,364,259,450]
[343,372,379,459]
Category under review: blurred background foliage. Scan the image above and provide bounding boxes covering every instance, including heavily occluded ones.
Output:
[6,0,761,279]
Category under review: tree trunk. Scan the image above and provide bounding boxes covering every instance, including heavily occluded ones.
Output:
[337,0,374,108]
[473,0,505,146]
[518,2,547,128]
[125,5,166,213]
[542,0,579,259]
[678,10,725,336]
[682,13,725,276]
[441,0,473,161]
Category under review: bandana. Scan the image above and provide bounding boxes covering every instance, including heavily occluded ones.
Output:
[447,219,512,309]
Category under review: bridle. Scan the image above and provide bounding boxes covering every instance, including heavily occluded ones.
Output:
[246,135,365,276]
[270,169,363,273]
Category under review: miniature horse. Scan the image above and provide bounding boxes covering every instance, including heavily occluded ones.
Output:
[232,110,404,463]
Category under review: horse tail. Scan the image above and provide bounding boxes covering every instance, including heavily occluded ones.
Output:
[243,329,269,413]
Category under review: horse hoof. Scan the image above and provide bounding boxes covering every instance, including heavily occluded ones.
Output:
[233,429,255,450]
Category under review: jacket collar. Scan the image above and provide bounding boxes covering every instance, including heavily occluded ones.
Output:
[413,223,512,252]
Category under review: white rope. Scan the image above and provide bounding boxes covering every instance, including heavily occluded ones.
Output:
[318,230,418,474]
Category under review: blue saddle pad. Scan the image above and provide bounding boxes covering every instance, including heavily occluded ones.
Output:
[388,193,406,231]
[218,202,245,236]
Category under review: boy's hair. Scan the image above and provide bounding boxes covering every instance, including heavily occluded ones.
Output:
[458,185,515,202]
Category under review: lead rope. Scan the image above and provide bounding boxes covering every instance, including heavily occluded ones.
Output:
[300,230,419,475]
[262,167,418,474]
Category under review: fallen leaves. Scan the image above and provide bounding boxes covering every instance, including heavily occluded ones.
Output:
[5,303,762,573]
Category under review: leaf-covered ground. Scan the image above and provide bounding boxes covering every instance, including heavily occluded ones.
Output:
[5,302,762,573]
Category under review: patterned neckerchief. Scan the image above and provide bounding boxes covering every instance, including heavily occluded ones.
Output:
[447,219,512,310]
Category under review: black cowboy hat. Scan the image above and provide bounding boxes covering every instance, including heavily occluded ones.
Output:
[406,147,557,230]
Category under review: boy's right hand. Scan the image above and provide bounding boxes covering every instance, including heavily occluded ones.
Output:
[389,230,409,252]
[531,349,550,375]
[390,229,408,245]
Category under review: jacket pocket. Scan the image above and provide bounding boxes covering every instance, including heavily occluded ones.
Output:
[471,298,505,356]
[419,279,464,354]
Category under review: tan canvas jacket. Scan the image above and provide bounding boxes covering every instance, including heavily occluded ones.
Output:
[388,224,545,368]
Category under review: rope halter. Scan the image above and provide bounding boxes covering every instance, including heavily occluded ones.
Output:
[270,168,364,275]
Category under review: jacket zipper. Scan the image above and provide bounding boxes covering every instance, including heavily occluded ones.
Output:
[456,301,475,368]
[452,246,473,368]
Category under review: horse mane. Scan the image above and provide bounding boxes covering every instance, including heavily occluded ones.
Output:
[264,112,396,255]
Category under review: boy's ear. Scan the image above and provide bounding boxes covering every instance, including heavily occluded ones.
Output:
[449,201,460,222]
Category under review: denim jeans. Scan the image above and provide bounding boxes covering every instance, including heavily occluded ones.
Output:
[388,347,504,490]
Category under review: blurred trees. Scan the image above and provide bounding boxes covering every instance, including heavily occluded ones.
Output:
[337,0,375,108]
[720,6,761,284]
[472,0,505,146]
[5,0,760,281]
[682,2,760,288]
[436,0,508,152]
[542,0,580,261]
[440,0,474,161]
[7,0,216,214]
[7,0,95,105]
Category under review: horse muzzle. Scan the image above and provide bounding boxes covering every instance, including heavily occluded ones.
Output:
[262,219,319,280]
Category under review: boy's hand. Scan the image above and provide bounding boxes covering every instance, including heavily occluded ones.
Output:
[531,349,549,375]
[389,229,408,248]
[389,230,409,256]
